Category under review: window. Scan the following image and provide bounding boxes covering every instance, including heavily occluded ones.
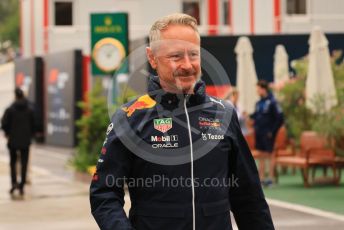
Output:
[182,1,200,24]
[287,0,306,15]
[55,2,73,26]
[223,1,231,25]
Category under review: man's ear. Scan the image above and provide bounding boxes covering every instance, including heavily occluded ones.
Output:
[146,47,157,69]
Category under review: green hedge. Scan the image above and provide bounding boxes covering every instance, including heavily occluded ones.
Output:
[72,78,109,173]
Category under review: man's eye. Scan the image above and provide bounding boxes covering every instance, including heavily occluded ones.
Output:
[190,52,199,58]
[169,54,182,60]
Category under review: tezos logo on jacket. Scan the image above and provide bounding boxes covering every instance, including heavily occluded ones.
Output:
[154,118,172,133]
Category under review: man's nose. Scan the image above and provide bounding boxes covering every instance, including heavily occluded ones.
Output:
[180,54,193,69]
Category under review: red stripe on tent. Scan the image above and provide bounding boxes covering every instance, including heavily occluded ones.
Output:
[208,0,218,35]
[82,56,91,115]
[249,0,255,34]
[82,56,91,102]
[274,0,281,33]
[43,0,49,53]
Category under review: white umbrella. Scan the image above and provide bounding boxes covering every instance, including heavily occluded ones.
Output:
[306,26,338,112]
[235,36,258,114]
[274,44,289,84]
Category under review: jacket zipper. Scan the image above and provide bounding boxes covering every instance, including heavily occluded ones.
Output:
[184,95,195,230]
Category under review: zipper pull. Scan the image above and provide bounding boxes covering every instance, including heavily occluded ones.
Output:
[184,94,190,104]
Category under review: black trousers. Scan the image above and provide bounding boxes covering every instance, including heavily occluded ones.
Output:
[9,147,29,188]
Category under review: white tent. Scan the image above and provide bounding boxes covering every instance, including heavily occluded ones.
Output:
[274,44,289,84]
[306,26,338,112]
[235,37,258,114]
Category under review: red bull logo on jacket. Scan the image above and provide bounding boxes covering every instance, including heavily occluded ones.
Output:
[122,94,156,117]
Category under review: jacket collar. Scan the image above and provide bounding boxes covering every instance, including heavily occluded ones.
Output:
[260,92,274,101]
[147,75,206,107]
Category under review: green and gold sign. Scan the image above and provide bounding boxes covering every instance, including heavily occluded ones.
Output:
[90,13,128,75]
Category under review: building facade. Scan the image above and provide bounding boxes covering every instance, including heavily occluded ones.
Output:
[20,0,344,58]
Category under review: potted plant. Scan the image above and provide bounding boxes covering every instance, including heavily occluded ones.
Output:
[71,78,109,181]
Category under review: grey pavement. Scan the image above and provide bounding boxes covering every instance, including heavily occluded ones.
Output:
[0,137,99,230]
[0,63,15,116]
[270,203,344,230]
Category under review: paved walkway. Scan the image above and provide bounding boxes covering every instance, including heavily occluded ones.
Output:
[0,133,133,230]
[0,143,98,230]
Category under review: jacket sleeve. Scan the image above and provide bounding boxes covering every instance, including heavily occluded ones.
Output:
[90,117,134,230]
[1,108,11,136]
[249,102,258,121]
[270,100,284,136]
[228,111,275,229]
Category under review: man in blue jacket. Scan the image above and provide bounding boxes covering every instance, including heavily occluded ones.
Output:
[90,13,274,230]
[250,80,284,185]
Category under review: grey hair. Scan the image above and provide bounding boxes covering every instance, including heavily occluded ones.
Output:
[149,13,199,48]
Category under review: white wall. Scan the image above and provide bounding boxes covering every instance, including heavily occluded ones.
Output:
[47,0,182,55]
[281,0,344,34]
[311,0,344,15]
[22,0,31,58]
[21,0,344,57]
[138,0,182,35]
[23,0,141,56]
[254,0,273,34]
[232,0,250,35]
[0,63,14,116]
[48,27,89,54]
[33,0,44,56]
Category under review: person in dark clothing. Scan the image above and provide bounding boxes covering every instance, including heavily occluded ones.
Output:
[1,88,35,196]
[250,80,284,185]
[90,13,274,230]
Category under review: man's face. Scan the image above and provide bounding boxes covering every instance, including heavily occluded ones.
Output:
[256,86,266,97]
[147,24,201,94]
[231,92,238,103]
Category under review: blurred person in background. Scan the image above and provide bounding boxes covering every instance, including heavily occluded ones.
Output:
[1,88,35,196]
[226,87,248,135]
[250,80,284,186]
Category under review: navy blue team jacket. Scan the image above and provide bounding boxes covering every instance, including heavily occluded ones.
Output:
[251,93,284,152]
[90,76,274,230]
